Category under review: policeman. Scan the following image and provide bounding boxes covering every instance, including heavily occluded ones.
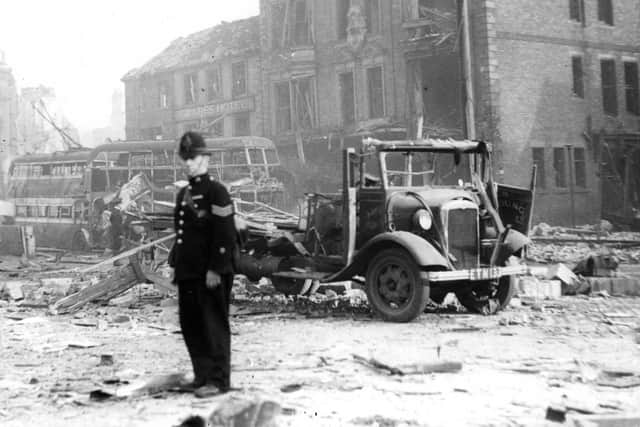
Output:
[169,131,237,398]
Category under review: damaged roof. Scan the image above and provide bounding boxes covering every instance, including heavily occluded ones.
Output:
[122,16,259,81]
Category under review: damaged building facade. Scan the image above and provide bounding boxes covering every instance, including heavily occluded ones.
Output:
[123,0,640,225]
[258,0,465,192]
[0,52,18,197]
[122,17,264,140]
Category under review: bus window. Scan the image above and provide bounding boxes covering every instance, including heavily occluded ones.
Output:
[59,206,72,218]
[248,148,263,165]
[131,152,152,168]
[265,149,279,164]
[16,206,27,217]
[229,149,248,165]
[31,165,43,177]
[208,151,223,165]
[26,206,37,217]
[113,152,128,167]
[38,206,47,217]
[153,150,174,167]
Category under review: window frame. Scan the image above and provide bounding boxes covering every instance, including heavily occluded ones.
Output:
[292,0,311,46]
[366,65,385,119]
[207,67,223,101]
[339,70,356,126]
[569,0,586,24]
[600,58,618,116]
[233,112,251,137]
[553,147,567,189]
[337,0,350,40]
[184,72,198,105]
[531,147,546,190]
[231,61,248,98]
[573,146,587,188]
[571,55,585,98]
[364,0,381,35]
[624,61,639,115]
[597,0,614,26]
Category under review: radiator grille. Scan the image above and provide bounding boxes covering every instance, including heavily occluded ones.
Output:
[446,208,479,269]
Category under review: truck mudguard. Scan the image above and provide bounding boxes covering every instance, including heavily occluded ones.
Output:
[325,231,449,282]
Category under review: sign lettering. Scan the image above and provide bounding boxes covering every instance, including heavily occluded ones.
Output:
[175,97,255,121]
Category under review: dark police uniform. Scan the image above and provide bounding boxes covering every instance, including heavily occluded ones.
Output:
[170,133,237,392]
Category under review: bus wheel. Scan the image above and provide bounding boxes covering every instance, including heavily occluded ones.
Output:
[365,248,429,323]
[71,230,90,253]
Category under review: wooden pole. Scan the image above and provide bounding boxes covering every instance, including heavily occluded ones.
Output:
[461,0,476,139]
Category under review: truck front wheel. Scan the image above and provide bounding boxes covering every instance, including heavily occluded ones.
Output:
[365,248,429,322]
[455,257,518,314]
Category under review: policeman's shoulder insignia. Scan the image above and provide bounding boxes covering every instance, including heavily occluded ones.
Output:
[192,194,203,200]
[211,204,234,217]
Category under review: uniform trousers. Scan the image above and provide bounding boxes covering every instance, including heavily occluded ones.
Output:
[177,274,233,391]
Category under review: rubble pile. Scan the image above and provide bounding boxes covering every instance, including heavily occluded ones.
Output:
[527,222,640,264]
[231,276,372,318]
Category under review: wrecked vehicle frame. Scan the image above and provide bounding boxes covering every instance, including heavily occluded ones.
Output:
[236,137,533,322]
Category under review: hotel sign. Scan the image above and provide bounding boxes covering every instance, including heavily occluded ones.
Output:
[175,96,255,121]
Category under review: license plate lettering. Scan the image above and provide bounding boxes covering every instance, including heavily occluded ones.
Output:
[469,267,500,281]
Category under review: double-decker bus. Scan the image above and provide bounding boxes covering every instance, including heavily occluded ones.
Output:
[7,136,289,250]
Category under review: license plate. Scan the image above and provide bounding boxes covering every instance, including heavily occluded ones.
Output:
[468,267,501,281]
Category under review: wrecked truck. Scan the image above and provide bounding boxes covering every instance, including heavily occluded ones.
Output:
[236,138,533,322]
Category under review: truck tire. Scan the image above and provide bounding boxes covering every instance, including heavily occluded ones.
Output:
[455,257,518,314]
[365,248,429,322]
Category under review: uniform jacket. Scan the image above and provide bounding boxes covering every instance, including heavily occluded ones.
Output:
[170,173,237,281]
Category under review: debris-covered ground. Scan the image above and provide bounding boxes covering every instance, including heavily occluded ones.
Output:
[1,252,640,426]
[528,222,640,265]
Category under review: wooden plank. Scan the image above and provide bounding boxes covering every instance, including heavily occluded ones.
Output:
[79,233,175,274]
[50,258,142,314]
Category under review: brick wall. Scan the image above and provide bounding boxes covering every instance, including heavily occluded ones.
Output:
[470,0,640,225]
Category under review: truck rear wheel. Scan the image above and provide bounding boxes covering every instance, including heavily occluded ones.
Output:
[365,248,429,322]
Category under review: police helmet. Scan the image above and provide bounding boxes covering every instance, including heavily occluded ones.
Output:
[178,131,209,160]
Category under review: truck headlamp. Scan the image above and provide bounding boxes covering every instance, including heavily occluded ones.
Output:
[413,209,432,231]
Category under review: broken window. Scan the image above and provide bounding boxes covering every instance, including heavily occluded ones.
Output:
[339,71,355,125]
[292,77,315,129]
[405,0,453,20]
[367,66,384,119]
[158,82,169,109]
[365,0,381,35]
[184,73,198,105]
[274,78,316,132]
[233,112,251,136]
[573,147,586,188]
[532,147,546,190]
[598,0,614,25]
[572,56,584,98]
[271,3,286,48]
[337,0,350,39]
[232,61,247,98]
[601,59,618,116]
[624,62,639,115]
[553,147,567,188]
[207,67,222,101]
[275,82,292,132]
[569,0,585,24]
[292,0,311,46]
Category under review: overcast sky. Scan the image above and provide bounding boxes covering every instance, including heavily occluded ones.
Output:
[0,0,259,132]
